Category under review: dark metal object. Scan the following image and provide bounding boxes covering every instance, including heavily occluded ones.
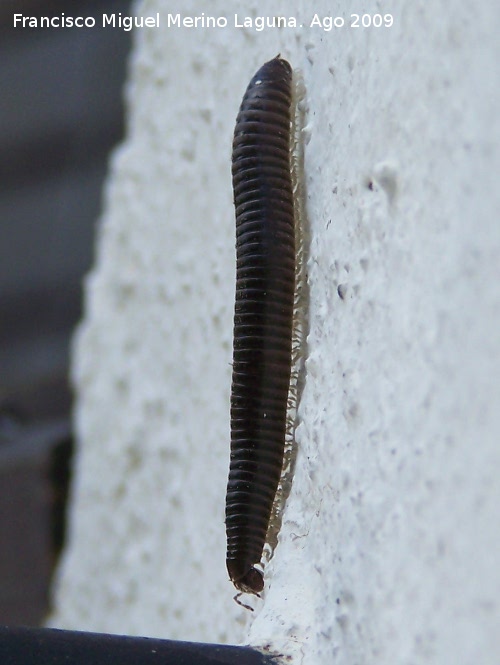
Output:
[226,57,295,595]
[0,626,282,665]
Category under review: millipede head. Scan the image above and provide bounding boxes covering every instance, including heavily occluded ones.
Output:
[227,561,264,595]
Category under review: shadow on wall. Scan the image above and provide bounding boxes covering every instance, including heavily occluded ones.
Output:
[0,0,132,626]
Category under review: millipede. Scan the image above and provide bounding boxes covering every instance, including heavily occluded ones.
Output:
[225,56,299,603]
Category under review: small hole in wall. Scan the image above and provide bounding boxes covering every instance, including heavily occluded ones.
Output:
[337,284,348,300]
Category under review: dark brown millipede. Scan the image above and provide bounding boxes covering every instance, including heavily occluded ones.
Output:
[225,56,296,600]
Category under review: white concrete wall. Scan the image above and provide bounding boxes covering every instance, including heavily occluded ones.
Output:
[50,1,500,663]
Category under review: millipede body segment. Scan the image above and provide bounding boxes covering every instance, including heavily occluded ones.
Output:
[225,56,296,596]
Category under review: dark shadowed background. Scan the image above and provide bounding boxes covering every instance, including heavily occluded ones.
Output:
[0,0,133,625]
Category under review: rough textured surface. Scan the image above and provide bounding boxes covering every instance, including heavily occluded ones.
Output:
[50,1,500,663]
